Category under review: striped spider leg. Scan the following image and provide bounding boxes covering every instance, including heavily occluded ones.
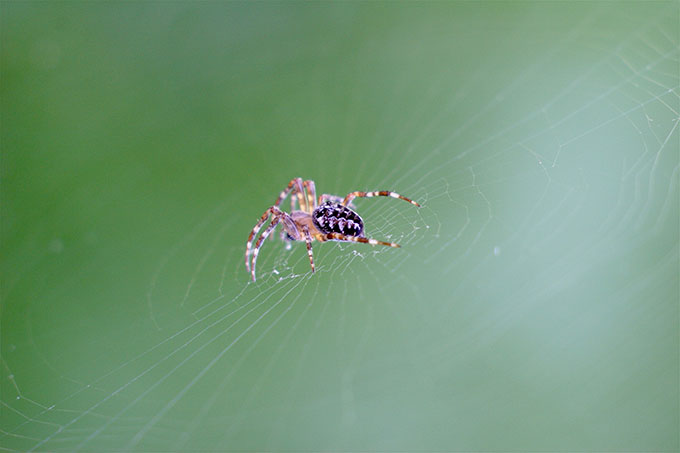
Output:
[302,226,315,273]
[342,191,421,207]
[302,180,316,212]
[245,206,285,273]
[273,177,306,212]
[246,206,304,281]
[273,178,317,213]
[316,232,401,248]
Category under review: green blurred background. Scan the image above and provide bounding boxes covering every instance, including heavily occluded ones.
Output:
[2,2,678,451]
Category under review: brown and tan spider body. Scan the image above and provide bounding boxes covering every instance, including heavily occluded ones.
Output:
[245,177,420,281]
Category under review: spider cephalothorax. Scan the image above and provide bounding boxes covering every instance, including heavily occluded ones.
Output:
[245,178,420,281]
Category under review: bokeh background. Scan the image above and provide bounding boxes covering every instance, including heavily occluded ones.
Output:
[2,2,678,451]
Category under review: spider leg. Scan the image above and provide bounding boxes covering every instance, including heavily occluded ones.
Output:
[273,177,307,212]
[250,215,282,281]
[316,232,400,248]
[245,206,285,272]
[303,180,316,212]
[342,191,421,207]
[293,179,306,212]
[302,226,315,273]
[295,179,307,212]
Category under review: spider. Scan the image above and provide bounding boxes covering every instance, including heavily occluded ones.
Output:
[245,177,421,281]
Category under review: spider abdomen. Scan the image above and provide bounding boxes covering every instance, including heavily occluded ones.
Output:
[312,202,364,237]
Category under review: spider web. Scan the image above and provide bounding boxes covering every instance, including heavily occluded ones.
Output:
[1,2,678,451]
